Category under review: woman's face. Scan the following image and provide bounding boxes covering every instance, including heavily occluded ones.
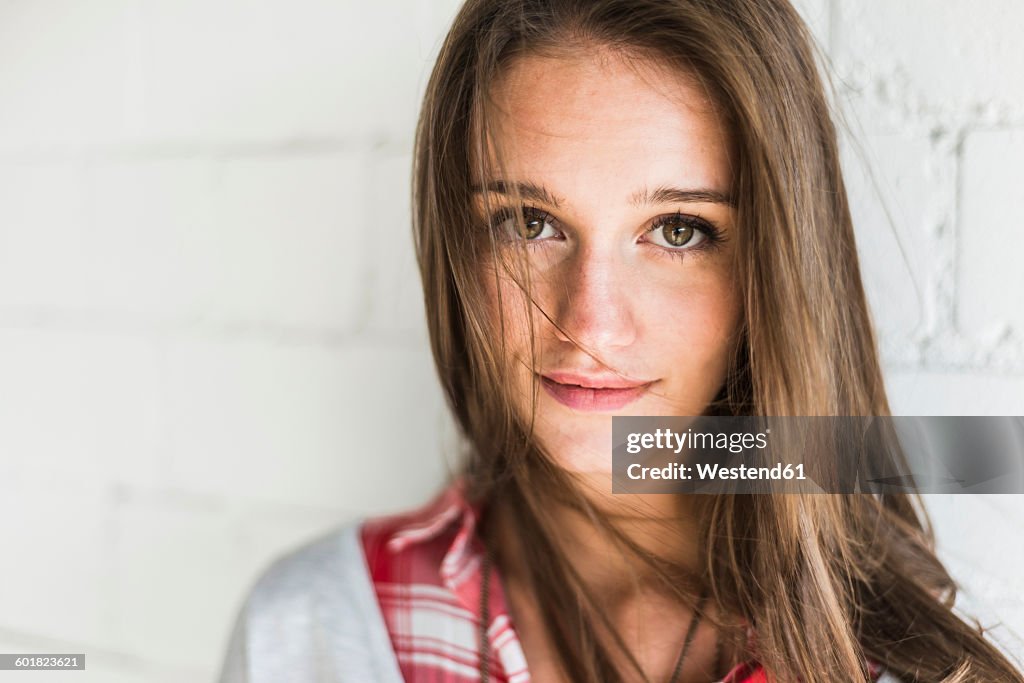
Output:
[475,49,741,473]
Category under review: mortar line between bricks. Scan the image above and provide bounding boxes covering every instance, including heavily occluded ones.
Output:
[882,362,1024,377]
[0,309,426,349]
[349,150,379,333]
[108,479,358,519]
[825,0,837,55]
[950,128,966,335]
[0,137,416,163]
[0,625,203,677]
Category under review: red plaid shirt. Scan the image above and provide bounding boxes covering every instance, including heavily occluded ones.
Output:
[360,478,856,683]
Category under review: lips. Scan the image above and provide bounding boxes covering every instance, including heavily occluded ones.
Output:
[539,371,653,412]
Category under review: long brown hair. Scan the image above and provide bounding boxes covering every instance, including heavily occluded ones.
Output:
[412,0,1024,680]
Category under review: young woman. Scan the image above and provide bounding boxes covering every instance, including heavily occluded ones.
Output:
[219,0,1024,681]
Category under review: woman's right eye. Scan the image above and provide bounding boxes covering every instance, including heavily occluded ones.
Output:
[491,207,559,241]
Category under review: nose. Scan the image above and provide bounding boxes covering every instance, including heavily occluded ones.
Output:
[548,243,637,350]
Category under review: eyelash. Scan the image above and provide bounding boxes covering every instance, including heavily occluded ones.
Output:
[485,205,726,261]
[647,210,727,261]
[486,206,558,242]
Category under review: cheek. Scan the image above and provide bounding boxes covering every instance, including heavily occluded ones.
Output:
[483,270,533,345]
[693,280,740,347]
[479,262,545,392]
[481,247,566,344]
[645,268,741,384]
[480,270,555,426]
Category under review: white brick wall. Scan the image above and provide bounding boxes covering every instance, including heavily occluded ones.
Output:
[0,1,1021,680]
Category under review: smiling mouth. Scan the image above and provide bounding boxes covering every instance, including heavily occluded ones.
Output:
[538,372,654,412]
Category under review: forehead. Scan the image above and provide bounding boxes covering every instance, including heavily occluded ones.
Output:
[477,48,734,198]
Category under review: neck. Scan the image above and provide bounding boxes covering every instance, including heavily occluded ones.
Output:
[488,472,737,681]
[492,471,703,601]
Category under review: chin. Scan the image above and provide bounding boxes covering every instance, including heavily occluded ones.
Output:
[534,420,615,474]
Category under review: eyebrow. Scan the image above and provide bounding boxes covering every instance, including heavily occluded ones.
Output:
[630,185,735,208]
[471,180,566,208]
[471,180,735,208]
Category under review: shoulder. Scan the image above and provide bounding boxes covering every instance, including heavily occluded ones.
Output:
[217,519,404,683]
[238,480,468,625]
[246,522,363,610]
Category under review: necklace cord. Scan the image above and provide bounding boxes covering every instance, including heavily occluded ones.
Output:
[667,592,709,683]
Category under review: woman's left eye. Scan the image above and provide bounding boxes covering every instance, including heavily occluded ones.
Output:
[645,214,715,251]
